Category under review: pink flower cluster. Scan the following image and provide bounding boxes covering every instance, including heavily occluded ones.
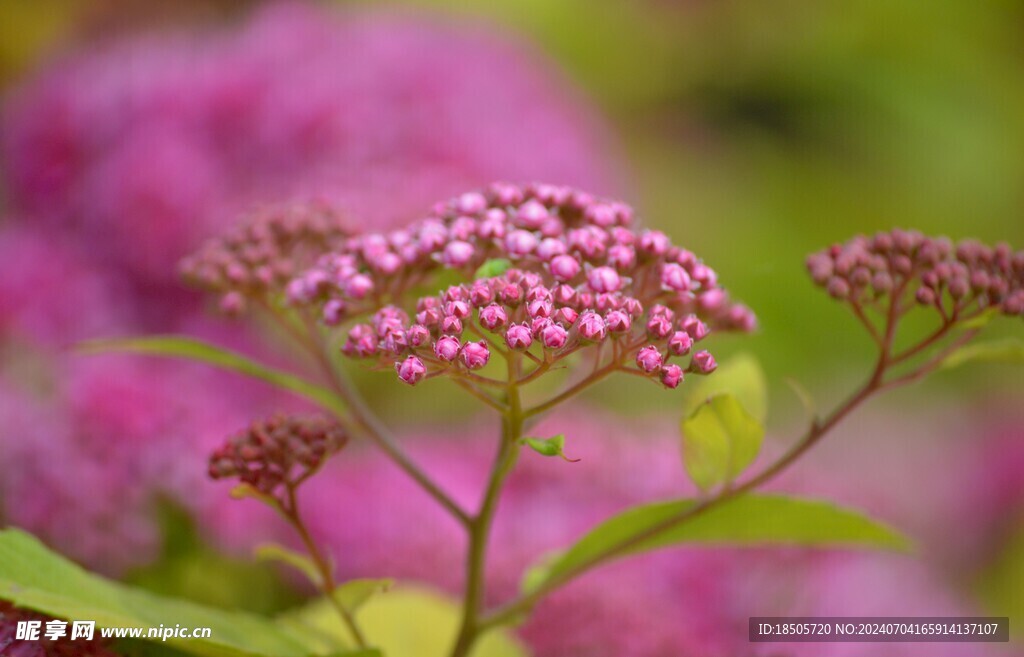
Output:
[180,202,352,315]
[208,415,348,498]
[807,229,1024,319]
[0,601,118,657]
[273,182,755,388]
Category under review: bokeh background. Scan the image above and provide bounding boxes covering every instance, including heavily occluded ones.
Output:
[1,1,1022,655]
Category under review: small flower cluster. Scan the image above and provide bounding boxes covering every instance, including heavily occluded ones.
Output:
[304,183,751,389]
[208,415,348,498]
[807,230,1024,320]
[181,203,351,315]
[0,602,116,657]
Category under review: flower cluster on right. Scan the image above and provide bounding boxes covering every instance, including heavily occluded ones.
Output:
[807,229,1024,320]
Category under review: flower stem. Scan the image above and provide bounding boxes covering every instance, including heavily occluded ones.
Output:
[449,357,524,657]
[282,486,368,649]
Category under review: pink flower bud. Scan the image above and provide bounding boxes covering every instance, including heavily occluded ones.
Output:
[499,282,523,306]
[416,306,443,328]
[636,346,664,373]
[445,300,472,318]
[646,314,673,339]
[479,304,509,331]
[553,306,578,326]
[587,266,622,293]
[531,317,553,338]
[460,341,491,369]
[434,336,461,362]
[540,323,569,349]
[622,297,644,318]
[528,297,554,318]
[552,284,577,306]
[577,311,608,341]
[639,230,670,256]
[515,199,550,229]
[915,287,936,305]
[826,277,850,299]
[478,210,507,239]
[220,291,245,315]
[697,288,726,312]
[605,310,632,334]
[660,263,691,292]
[322,298,346,325]
[691,350,717,375]
[406,324,430,348]
[550,254,581,282]
[442,240,475,267]
[505,323,533,350]
[441,315,464,335]
[343,324,378,358]
[667,331,693,356]
[660,364,684,389]
[681,315,709,341]
[584,202,617,227]
[456,192,487,215]
[536,238,567,261]
[505,230,539,256]
[469,281,495,307]
[607,244,636,271]
[345,273,375,300]
[396,356,427,386]
[649,304,674,321]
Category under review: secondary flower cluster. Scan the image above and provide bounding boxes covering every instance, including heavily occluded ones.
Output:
[807,230,1024,320]
[208,415,348,498]
[180,203,352,315]
[291,182,754,389]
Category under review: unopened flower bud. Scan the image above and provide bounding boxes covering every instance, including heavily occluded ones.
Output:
[479,304,509,331]
[605,309,632,334]
[681,315,709,341]
[660,263,691,292]
[434,336,461,362]
[540,323,569,349]
[690,350,717,374]
[396,356,427,385]
[667,331,693,356]
[550,254,582,282]
[636,346,664,373]
[460,341,491,369]
[660,364,684,389]
[587,266,623,293]
[577,311,608,341]
[505,323,533,350]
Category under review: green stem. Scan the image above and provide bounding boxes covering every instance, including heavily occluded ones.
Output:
[449,358,524,657]
[282,487,368,649]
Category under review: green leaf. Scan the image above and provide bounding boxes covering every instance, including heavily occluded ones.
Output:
[278,585,527,657]
[473,258,512,280]
[522,434,580,462]
[0,528,376,657]
[254,544,323,589]
[79,336,347,417]
[681,394,764,491]
[940,338,1024,370]
[524,494,912,593]
[332,579,393,614]
[681,352,768,423]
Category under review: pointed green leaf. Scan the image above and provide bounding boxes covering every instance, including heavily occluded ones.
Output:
[79,336,347,417]
[0,528,376,657]
[940,338,1024,370]
[682,352,768,423]
[254,544,323,588]
[958,307,1000,330]
[681,394,764,491]
[332,579,393,614]
[278,585,526,657]
[522,434,580,462]
[524,494,913,593]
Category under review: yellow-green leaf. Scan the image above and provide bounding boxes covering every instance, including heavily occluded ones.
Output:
[682,352,768,423]
[0,528,376,657]
[681,393,764,492]
[940,338,1024,370]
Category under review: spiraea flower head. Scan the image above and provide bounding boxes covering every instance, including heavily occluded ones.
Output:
[807,230,1024,324]
[208,415,348,501]
[279,183,756,391]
